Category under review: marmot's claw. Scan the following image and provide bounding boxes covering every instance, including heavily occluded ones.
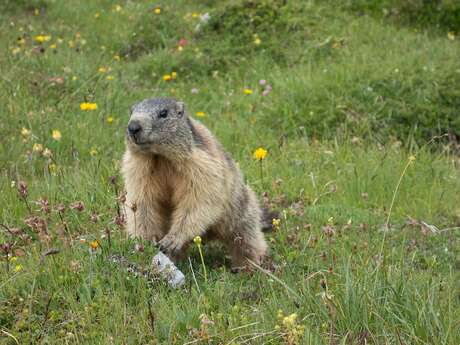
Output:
[158,234,182,256]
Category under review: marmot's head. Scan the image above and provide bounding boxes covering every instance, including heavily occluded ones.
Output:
[126,98,194,158]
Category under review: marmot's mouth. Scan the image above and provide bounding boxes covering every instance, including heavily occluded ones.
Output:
[133,141,152,148]
[128,135,151,147]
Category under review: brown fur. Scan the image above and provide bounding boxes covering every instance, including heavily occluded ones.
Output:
[121,99,267,269]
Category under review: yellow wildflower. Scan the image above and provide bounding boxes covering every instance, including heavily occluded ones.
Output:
[49,43,57,49]
[163,74,172,81]
[98,67,107,73]
[243,88,253,95]
[171,71,177,79]
[49,163,57,174]
[272,218,281,230]
[409,155,416,162]
[447,32,455,41]
[33,143,44,152]
[90,240,99,250]
[80,102,98,110]
[106,116,114,124]
[11,47,21,55]
[254,37,261,45]
[21,127,31,137]
[195,111,205,117]
[18,38,25,45]
[282,313,297,327]
[35,35,51,43]
[43,148,52,158]
[72,76,78,81]
[106,75,114,81]
[114,5,122,12]
[114,54,121,61]
[193,236,202,245]
[191,12,200,18]
[277,309,284,319]
[154,7,161,14]
[14,264,23,273]
[90,147,98,156]
[34,8,40,16]
[52,130,62,141]
[94,12,100,19]
[253,147,267,161]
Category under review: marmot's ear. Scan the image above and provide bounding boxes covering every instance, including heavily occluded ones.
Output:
[176,101,185,117]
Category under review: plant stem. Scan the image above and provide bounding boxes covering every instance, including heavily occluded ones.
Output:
[259,160,264,189]
[197,244,207,283]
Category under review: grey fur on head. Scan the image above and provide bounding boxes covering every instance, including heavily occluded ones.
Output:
[126,98,193,158]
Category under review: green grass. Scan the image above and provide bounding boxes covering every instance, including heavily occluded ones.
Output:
[1,0,460,344]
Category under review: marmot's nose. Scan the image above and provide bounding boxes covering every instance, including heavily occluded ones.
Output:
[128,121,142,136]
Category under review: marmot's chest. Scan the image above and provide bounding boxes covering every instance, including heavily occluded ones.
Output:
[146,157,185,207]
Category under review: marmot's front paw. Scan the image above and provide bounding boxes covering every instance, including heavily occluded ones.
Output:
[158,234,183,256]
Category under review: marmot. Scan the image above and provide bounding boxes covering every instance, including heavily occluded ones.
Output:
[121,98,270,270]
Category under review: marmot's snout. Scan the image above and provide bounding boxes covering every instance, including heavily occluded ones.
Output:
[127,120,142,142]
[127,115,154,147]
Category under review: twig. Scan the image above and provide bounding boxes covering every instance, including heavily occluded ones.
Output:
[188,257,200,292]
[439,226,460,233]
[385,158,414,229]
[1,329,19,345]
[246,259,301,300]
[0,223,15,236]
[229,321,260,332]
[304,270,329,282]
[183,338,204,345]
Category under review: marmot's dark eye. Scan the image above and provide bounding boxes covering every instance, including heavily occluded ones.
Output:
[159,109,168,118]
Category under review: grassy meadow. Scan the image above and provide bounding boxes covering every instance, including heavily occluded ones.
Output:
[1,0,460,344]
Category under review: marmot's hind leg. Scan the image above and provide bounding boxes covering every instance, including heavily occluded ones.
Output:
[227,186,268,271]
[229,228,267,271]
